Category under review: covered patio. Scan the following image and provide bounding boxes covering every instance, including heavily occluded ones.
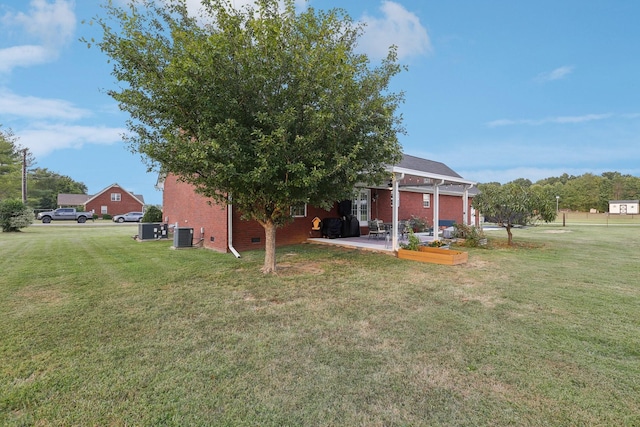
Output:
[309,154,478,253]
[308,232,438,254]
[387,163,476,250]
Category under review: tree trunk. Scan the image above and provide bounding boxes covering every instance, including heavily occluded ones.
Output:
[506,225,513,246]
[261,219,278,274]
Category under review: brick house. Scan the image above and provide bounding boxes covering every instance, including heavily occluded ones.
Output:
[159,154,478,253]
[57,183,145,218]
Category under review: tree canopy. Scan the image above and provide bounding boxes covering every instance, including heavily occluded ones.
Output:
[92,0,405,272]
[532,172,640,212]
[28,168,88,210]
[0,127,23,201]
[472,182,556,245]
[1,125,88,209]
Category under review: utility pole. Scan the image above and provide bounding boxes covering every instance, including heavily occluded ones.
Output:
[21,148,28,204]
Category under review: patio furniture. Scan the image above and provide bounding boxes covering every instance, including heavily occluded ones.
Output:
[368,220,387,239]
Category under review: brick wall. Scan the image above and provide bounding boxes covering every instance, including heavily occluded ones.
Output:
[163,175,229,252]
[231,205,337,252]
[371,189,474,227]
[163,175,336,253]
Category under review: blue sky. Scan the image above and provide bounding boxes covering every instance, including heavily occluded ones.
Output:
[2,0,639,206]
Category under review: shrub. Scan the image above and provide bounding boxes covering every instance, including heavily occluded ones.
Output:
[0,199,34,232]
[453,223,487,247]
[408,215,429,232]
[141,205,163,223]
[102,214,112,220]
[400,229,421,251]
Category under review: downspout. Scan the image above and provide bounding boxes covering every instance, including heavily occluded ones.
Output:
[227,196,241,258]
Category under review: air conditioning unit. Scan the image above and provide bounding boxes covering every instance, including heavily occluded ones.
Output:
[138,223,168,240]
[173,227,193,248]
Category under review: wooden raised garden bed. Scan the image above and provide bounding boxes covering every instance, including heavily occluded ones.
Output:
[397,246,468,265]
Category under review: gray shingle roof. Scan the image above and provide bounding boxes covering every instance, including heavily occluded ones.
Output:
[394,154,463,179]
[57,194,90,206]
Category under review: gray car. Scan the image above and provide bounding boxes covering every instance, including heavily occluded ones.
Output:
[112,212,144,223]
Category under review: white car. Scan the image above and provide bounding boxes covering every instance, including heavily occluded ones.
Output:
[112,212,144,223]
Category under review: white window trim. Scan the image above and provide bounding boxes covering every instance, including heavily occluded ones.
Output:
[290,203,307,218]
[352,188,371,226]
[423,193,430,208]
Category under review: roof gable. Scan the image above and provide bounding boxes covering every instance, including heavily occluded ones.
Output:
[85,183,145,206]
[58,184,145,207]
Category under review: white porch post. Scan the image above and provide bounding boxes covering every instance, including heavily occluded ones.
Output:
[433,181,441,239]
[392,173,399,250]
[463,186,469,225]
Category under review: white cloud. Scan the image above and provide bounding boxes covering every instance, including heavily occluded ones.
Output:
[0,88,125,157]
[10,0,76,46]
[168,1,425,61]
[487,113,613,128]
[358,1,431,61]
[18,124,127,157]
[0,45,55,73]
[535,65,574,83]
[0,0,75,74]
[0,89,90,120]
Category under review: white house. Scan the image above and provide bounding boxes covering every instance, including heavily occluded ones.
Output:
[608,200,639,214]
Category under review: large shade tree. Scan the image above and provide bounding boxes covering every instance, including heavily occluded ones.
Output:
[91,0,405,272]
[472,182,556,245]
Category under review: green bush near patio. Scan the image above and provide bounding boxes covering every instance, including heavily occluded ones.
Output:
[1,223,638,426]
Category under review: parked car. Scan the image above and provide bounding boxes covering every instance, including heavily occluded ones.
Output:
[37,208,92,223]
[112,212,144,223]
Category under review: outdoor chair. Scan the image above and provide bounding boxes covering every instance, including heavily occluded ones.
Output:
[368,220,387,239]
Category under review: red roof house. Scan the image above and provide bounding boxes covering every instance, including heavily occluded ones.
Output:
[57,183,145,217]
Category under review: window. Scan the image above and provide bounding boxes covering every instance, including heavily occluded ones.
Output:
[101,205,108,214]
[290,203,307,217]
[111,193,121,202]
[423,194,430,208]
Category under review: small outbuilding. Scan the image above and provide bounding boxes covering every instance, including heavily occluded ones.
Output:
[608,200,639,215]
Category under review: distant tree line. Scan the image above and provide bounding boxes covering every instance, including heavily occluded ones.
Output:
[3,124,639,215]
[488,173,640,213]
[1,126,87,210]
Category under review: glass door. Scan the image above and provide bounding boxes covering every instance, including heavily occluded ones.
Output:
[351,188,370,226]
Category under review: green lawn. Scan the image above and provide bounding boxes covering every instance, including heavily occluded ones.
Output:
[1,223,639,426]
